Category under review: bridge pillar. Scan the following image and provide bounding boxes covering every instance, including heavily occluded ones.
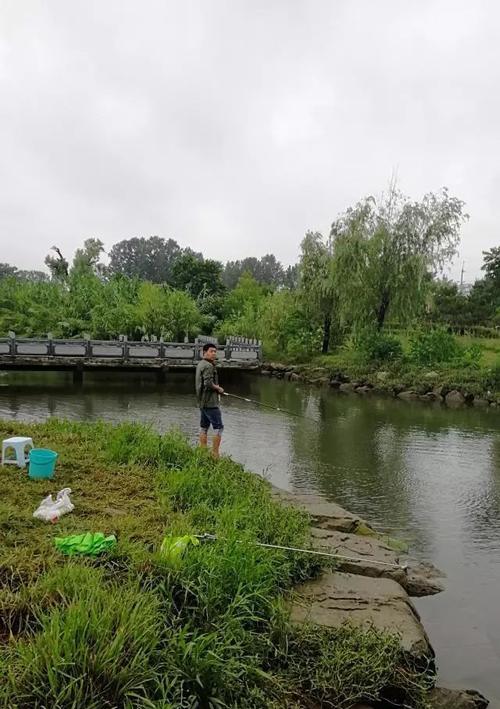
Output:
[73,367,84,386]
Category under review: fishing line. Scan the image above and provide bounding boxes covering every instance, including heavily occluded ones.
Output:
[194,532,408,572]
[222,392,371,472]
[222,391,318,422]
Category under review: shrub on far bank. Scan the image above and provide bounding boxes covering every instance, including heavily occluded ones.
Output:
[483,362,500,390]
[350,329,404,365]
[409,328,482,368]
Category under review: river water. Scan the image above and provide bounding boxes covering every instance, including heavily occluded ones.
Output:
[1,370,500,705]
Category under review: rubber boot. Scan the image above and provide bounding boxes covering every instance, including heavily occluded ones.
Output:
[199,431,208,449]
[211,433,222,460]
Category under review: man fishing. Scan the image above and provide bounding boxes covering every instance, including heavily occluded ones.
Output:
[195,342,224,459]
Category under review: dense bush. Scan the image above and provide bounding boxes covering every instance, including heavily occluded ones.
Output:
[483,362,500,390]
[409,328,482,368]
[353,329,404,363]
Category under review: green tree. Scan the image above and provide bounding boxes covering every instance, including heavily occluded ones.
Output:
[0,263,18,279]
[298,231,337,353]
[468,246,500,325]
[0,278,66,337]
[71,238,105,277]
[44,247,69,281]
[217,273,267,341]
[223,272,267,317]
[135,282,170,336]
[429,280,470,328]
[283,264,299,289]
[260,290,321,357]
[223,254,286,289]
[170,253,225,299]
[90,276,140,339]
[164,289,201,341]
[331,186,467,331]
[482,246,500,283]
[134,282,200,339]
[108,236,182,283]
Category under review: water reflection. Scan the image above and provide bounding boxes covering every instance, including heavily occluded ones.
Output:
[0,371,500,700]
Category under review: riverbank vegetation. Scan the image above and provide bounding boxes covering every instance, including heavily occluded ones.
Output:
[1,185,498,396]
[0,419,433,707]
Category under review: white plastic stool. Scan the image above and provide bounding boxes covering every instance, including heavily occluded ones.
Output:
[2,437,34,468]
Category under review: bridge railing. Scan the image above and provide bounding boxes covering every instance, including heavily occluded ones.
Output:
[223,336,261,362]
[0,336,262,363]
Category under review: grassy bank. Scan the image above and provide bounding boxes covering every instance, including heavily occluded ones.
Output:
[0,419,433,708]
[267,334,500,404]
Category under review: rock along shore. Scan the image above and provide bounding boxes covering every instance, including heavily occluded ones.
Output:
[260,362,499,410]
[271,485,489,708]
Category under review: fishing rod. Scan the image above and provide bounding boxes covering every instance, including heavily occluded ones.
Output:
[222,392,317,422]
[194,532,408,572]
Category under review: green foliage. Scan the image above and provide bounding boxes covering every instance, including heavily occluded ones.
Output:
[0,420,432,709]
[223,272,268,316]
[1,187,494,367]
[217,273,268,341]
[353,329,404,363]
[0,277,67,337]
[105,421,192,468]
[429,279,471,327]
[0,262,18,279]
[331,185,467,331]
[482,246,500,283]
[108,236,184,282]
[409,328,457,366]
[459,342,484,368]
[409,328,482,368]
[260,290,322,359]
[70,238,105,278]
[119,282,201,340]
[44,246,69,281]
[0,264,47,282]
[223,254,287,289]
[277,624,432,708]
[6,569,163,708]
[483,362,500,390]
[298,231,338,353]
[217,281,322,359]
[170,253,225,299]
[90,276,140,338]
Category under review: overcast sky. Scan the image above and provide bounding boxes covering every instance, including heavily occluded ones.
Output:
[1,1,499,281]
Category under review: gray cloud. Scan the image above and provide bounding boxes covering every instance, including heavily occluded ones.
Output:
[1,0,498,281]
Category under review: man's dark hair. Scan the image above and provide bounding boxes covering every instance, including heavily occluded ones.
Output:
[203,342,217,353]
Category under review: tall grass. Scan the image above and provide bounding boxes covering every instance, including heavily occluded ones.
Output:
[6,567,163,708]
[0,419,433,708]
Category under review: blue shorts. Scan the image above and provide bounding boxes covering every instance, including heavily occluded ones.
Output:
[200,407,224,435]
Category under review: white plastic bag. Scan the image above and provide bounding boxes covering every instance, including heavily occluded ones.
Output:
[33,487,74,523]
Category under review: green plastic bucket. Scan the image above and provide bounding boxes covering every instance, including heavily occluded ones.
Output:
[28,448,58,479]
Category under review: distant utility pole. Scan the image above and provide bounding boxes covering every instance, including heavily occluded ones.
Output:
[460,261,465,287]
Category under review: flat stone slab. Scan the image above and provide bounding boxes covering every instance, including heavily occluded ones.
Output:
[310,527,407,586]
[405,561,445,597]
[428,687,489,708]
[291,571,433,662]
[272,487,444,596]
[271,487,371,534]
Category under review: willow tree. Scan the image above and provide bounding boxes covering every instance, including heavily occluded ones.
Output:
[330,186,468,331]
[299,231,337,353]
